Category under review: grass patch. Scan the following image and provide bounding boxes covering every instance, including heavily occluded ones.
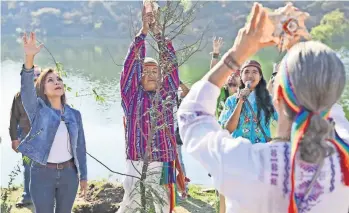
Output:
[188,185,216,205]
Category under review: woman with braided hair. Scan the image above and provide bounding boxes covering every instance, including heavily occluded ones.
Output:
[177,3,349,213]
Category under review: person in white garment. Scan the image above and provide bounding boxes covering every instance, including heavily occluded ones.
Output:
[177,3,349,213]
[174,81,191,199]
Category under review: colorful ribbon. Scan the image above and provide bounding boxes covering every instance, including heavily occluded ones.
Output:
[160,161,177,212]
[278,57,349,213]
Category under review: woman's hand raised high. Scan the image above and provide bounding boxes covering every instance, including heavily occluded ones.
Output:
[23,32,43,57]
[23,32,43,69]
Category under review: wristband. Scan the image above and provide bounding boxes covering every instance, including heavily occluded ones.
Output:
[212,53,220,59]
[223,53,240,72]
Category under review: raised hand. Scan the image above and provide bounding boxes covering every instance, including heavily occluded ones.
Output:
[264,2,310,51]
[213,37,223,54]
[22,32,43,56]
[203,3,277,90]
[231,3,276,66]
[141,6,154,35]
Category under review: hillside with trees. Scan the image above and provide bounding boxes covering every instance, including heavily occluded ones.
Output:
[2,1,349,44]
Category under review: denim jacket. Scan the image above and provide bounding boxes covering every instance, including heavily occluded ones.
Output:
[17,65,87,180]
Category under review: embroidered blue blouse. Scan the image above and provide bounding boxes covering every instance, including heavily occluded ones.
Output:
[218,91,278,143]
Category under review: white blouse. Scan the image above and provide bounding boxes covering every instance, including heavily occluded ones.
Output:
[177,80,349,213]
[47,121,73,163]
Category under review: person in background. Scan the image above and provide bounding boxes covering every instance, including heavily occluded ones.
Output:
[216,73,240,119]
[177,3,349,212]
[219,60,277,143]
[175,81,191,199]
[18,32,87,213]
[9,65,41,207]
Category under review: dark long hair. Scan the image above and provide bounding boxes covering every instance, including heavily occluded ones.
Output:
[239,75,275,125]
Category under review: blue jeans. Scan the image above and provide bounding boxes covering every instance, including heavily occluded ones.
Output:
[30,161,79,213]
[19,129,31,203]
[21,157,31,202]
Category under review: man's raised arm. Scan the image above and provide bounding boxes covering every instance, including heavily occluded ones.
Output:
[120,11,151,110]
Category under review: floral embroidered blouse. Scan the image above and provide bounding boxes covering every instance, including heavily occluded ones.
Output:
[177,80,349,213]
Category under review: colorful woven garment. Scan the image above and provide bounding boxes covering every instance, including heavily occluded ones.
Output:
[160,161,178,212]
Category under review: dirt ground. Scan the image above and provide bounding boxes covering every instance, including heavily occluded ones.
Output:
[4,181,216,213]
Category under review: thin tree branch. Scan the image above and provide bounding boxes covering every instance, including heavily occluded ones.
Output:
[106,47,123,67]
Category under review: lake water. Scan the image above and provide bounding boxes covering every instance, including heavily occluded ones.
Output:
[0,35,213,187]
[1,35,348,187]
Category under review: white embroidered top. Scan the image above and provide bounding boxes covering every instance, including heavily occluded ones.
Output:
[178,80,349,213]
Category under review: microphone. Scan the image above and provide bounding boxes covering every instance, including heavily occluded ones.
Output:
[242,81,252,101]
[236,81,252,103]
[246,81,252,89]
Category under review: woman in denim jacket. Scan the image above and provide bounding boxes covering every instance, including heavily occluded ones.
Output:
[17,32,87,213]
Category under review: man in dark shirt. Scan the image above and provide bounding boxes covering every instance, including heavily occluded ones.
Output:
[9,65,41,207]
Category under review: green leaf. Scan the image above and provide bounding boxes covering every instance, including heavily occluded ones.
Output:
[310,9,349,48]
[56,62,63,73]
[99,96,105,102]
[95,95,105,103]
[22,156,31,165]
[94,46,102,55]
[64,84,72,92]
[180,0,192,12]
[94,22,103,29]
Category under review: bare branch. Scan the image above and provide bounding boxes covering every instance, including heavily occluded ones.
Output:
[177,33,207,66]
[166,1,200,39]
[106,47,123,67]
[164,1,183,28]
[86,152,140,179]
